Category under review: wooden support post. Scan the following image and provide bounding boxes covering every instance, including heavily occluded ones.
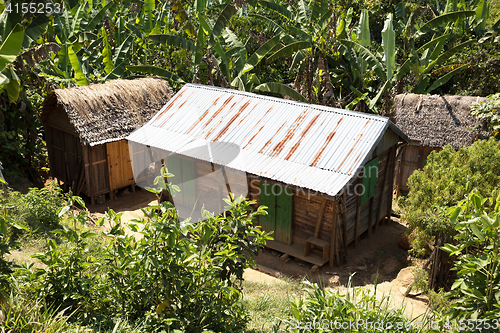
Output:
[375,149,392,232]
[395,145,406,198]
[221,166,233,202]
[336,218,343,264]
[354,177,362,247]
[107,147,114,201]
[385,145,396,224]
[342,191,348,252]
[314,198,327,238]
[305,198,329,262]
[64,151,70,191]
[212,163,223,213]
[83,145,94,205]
[329,201,338,268]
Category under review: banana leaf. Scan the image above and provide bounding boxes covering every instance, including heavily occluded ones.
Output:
[68,43,88,86]
[85,2,117,32]
[211,3,236,40]
[268,41,312,62]
[257,1,293,21]
[381,14,395,81]
[69,4,85,39]
[339,40,385,81]
[297,0,309,24]
[419,11,475,33]
[425,63,469,93]
[0,24,24,71]
[241,35,280,75]
[22,14,49,49]
[112,35,133,66]
[311,0,327,23]
[249,13,286,35]
[143,0,155,34]
[254,82,307,103]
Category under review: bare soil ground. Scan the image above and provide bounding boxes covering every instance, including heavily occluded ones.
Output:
[86,188,430,320]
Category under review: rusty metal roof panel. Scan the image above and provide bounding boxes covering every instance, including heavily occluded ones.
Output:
[128,84,408,197]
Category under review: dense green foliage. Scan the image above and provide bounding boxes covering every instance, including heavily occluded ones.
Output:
[471,92,500,132]
[1,0,499,183]
[1,174,272,332]
[442,191,500,322]
[0,183,66,281]
[399,138,500,256]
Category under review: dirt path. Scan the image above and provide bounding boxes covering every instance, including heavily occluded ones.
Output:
[88,189,430,320]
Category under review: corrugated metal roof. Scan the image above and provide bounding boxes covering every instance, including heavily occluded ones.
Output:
[127,84,408,197]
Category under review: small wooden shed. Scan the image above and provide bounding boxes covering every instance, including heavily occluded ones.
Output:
[41,77,173,204]
[128,84,410,268]
[390,94,487,196]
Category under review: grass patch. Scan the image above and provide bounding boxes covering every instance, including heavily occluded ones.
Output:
[241,275,304,332]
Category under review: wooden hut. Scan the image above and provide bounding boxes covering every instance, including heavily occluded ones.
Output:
[41,77,173,204]
[390,94,487,197]
[127,84,410,269]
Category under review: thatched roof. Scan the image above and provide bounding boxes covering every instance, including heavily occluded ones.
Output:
[390,94,487,149]
[41,77,173,146]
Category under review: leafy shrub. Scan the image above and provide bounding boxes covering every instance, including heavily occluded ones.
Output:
[22,193,269,332]
[471,92,500,133]
[441,190,500,323]
[399,138,500,256]
[276,279,430,332]
[23,184,67,228]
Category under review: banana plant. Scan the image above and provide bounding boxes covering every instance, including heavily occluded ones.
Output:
[216,28,306,100]
[0,23,24,102]
[130,0,237,84]
[338,9,476,113]
[0,4,50,103]
[259,0,336,104]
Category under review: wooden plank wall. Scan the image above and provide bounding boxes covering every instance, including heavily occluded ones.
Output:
[395,145,439,195]
[106,140,135,191]
[345,145,396,244]
[85,145,109,196]
[247,178,336,245]
[44,125,83,190]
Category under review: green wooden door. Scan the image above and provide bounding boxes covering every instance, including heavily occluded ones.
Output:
[259,181,276,234]
[276,186,293,245]
[259,181,293,245]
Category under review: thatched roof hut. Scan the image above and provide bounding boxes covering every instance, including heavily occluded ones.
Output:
[390,93,487,196]
[390,93,486,149]
[41,77,173,204]
[42,77,173,146]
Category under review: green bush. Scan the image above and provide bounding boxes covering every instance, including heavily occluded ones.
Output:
[441,190,500,324]
[275,279,430,332]
[20,194,269,332]
[23,184,67,228]
[471,93,500,133]
[399,138,500,256]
